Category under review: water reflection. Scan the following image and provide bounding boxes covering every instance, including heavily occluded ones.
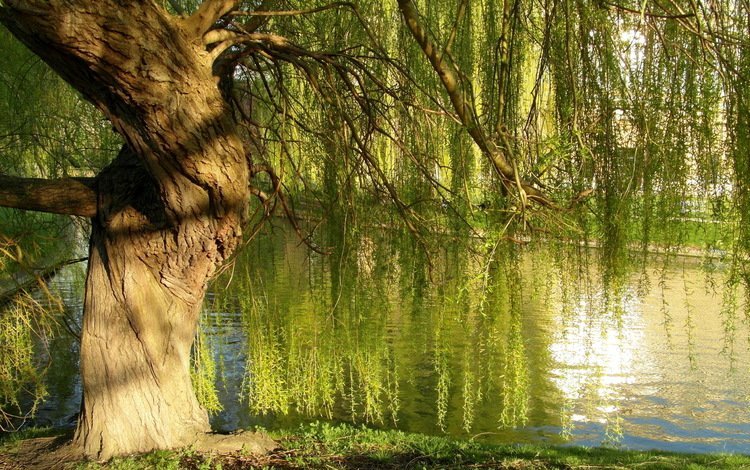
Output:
[539,255,750,453]
[34,223,750,453]
[547,286,645,444]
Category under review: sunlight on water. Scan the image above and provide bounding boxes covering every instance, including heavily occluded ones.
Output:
[540,258,750,453]
[548,289,644,439]
[33,227,750,454]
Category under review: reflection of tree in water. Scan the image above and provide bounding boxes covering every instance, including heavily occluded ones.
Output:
[199,223,750,449]
[204,224,543,437]
[210,223,401,425]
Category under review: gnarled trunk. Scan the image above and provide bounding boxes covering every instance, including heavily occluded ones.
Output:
[77,246,210,458]
[73,150,223,459]
[0,0,250,459]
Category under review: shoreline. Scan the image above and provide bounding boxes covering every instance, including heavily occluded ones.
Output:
[2,423,748,469]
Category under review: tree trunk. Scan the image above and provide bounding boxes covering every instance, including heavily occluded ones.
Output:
[0,0,250,459]
[72,150,214,459]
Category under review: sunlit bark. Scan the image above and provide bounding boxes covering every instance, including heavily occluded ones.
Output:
[0,175,96,217]
[0,0,249,459]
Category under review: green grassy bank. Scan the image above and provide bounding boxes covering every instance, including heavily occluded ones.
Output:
[2,422,749,469]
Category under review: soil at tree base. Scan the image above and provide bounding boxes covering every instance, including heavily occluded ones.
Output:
[0,430,277,469]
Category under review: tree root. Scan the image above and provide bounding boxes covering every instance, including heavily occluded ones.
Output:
[0,430,278,469]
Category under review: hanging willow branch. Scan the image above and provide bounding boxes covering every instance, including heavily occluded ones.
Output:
[198,2,459,245]
[396,0,555,208]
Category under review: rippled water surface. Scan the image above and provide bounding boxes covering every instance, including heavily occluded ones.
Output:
[38,223,750,454]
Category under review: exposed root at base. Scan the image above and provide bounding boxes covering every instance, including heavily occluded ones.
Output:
[0,430,81,469]
[0,430,278,469]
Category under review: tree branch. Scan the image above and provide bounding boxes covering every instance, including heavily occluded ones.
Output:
[249,163,328,254]
[0,257,88,308]
[205,31,293,61]
[603,1,696,19]
[396,0,554,207]
[239,0,279,33]
[0,175,97,217]
[184,0,240,41]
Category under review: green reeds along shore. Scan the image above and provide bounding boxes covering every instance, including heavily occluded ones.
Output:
[3,423,749,469]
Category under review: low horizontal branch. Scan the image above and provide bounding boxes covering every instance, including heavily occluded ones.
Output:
[0,175,97,217]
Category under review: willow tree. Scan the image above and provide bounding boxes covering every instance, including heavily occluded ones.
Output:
[0,0,748,462]
[0,0,454,459]
[0,0,257,459]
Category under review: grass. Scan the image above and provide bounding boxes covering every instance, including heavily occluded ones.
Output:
[0,425,61,444]
[266,422,750,469]
[2,422,749,469]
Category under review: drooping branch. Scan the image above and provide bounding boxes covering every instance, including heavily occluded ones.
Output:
[0,257,88,308]
[0,175,97,217]
[211,22,434,239]
[603,1,696,20]
[396,0,553,207]
[495,0,515,136]
[249,163,328,254]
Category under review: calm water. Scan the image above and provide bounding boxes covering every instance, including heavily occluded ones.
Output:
[36,222,750,454]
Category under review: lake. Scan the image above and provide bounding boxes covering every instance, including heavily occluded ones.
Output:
[34,221,750,454]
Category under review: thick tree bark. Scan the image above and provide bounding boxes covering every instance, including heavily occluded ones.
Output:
[0,0,250,459]
[74,149,214,458]
[0,176,96,217]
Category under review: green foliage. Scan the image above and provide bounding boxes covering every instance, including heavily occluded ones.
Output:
[228,421,750,469]
[228,0,747,290]
[228,236,402,425]
[0,295,66,432]
[0,210,76,271]
[0,29,119,179]
[2,0,750,454]
[75,449,187,470]
[0,26,115,432]
[0,294,48,425]
[190,329,222,415]
[209,225,564,438]
[272,422,750,469]
[0,233,64,431]
[0,191,77,432]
